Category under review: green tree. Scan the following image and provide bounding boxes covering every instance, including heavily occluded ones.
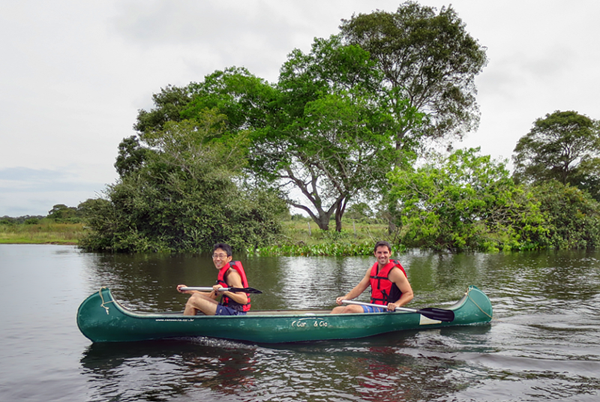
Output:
[80,113,286,253]
[133,17,484,233]
[114,135,152,178]
[134,84,192,135]
[182,67,275,135]
[174,37,403,232]
[117,84,193,180]
[340,1,487,233]
[77,198,111,221]
[47,204,79,223]
[513,110,600,199]
[389,148,548,252]
[340,1,488,148]
[532,180,600,249]
[252,35,399,231]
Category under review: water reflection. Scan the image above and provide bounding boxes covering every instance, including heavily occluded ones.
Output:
[80,329,505,402]
[81,338,258,401]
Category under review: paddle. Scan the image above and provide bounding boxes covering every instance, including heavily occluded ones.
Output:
[179,286,263,294]
[342,300,455,322]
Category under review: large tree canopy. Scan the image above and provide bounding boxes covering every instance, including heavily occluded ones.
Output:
[340,1,488,150]
[163,37,406,232]
[513,110,600,199]
[252,35,401,231]
[183,67,275,135]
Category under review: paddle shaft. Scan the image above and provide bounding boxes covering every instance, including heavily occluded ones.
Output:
[341,300,454,322]
[342,300,417,313]
[179,286,262,294]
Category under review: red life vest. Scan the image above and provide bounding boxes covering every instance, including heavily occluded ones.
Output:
[216,261,251,312]
[369,259,407,305]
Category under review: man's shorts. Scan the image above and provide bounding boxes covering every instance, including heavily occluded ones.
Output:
[362,305,387,313]
[215,305,247,316]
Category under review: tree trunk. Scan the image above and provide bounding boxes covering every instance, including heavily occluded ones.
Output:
[334,198,347,232]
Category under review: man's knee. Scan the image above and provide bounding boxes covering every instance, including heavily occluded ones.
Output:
[189,292,207,305]
[345,305,364,314]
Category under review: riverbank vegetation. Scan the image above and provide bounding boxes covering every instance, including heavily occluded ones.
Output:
[0,216,387,253]
[3,180,600,254]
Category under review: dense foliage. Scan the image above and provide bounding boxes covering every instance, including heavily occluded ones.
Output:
[79,114,286,253]
[532,181,600,249]
[254,36,401,231]
[340,1,488,231]
[389,148,548,252]
[248,242,376,257]
[127,2,487,233]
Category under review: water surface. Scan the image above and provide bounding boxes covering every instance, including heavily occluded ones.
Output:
[1,244,599,401]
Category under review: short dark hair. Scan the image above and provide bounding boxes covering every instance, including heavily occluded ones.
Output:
[374,240,392,253]
[213,243,232,257]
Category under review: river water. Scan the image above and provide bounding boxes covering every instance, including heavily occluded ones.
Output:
[1,244,599,401]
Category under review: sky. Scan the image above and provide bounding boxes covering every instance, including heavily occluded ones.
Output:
[1,0,599,217]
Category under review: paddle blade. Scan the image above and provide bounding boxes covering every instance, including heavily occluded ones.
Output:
[416,307,455,322]
[228,287,263,294]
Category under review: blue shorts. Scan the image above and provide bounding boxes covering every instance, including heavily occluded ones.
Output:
[215,305,246,316]
[362,305,387,313]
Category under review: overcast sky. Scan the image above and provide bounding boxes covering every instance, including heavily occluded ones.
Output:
[1,0,598,217]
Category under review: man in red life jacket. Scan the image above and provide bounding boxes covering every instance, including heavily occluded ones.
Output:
[331,240,414,314]
[177,243,250,316]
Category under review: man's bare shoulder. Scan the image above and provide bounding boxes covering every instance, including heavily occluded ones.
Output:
[224,268,242,283]
[388,266,407,280]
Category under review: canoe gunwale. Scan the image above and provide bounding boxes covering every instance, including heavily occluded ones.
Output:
[104,288,473,318]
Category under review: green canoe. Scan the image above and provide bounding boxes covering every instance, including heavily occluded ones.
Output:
[77,285,493,343]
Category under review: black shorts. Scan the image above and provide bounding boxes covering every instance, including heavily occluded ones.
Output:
[215,305,246,316]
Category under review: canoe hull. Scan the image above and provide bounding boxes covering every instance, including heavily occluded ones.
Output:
[77,286,493,343]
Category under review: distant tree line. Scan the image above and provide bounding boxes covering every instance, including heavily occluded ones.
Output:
[1,203,93,224]
[0,215,46,225]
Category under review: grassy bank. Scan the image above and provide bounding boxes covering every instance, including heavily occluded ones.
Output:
[0,220,85,245]
[0,219,391,254]
[248,219,395,256]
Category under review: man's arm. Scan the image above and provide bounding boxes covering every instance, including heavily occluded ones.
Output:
[335,269,371,305]
[218,270,249,305]
[386,268,414,310]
